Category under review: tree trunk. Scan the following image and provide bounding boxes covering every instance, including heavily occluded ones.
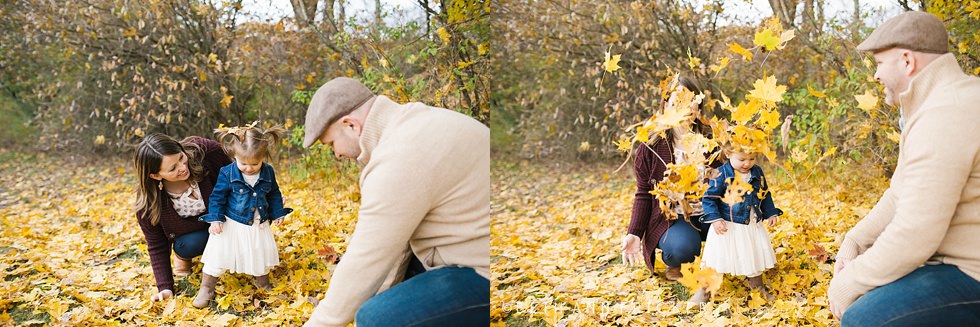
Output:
[375,0,383,27]
[289,0,318,28]
[767,0,799,27]
[852,0,860,37]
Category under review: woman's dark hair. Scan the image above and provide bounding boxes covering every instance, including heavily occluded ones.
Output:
[134,134,205,226]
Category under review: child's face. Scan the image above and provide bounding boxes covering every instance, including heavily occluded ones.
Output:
[235,155,263,175]
[729,152,757,174]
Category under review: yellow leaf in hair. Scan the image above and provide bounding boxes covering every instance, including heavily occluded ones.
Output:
[855,90,878,113]
[753,28,780,51]
[748,75,787,104]
[728,42,753,61]
[729,99,761,125]
[757,108,781,132]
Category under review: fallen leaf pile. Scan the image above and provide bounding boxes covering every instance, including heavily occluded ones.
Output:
[0,150,362,326]
[491,160,887,326]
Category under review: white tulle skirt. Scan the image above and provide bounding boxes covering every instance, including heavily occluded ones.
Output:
[701,218,776,277]
[201,217,279,277]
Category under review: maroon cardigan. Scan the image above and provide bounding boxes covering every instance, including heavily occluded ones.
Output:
[136,137,231,292]
[627,130,721,273]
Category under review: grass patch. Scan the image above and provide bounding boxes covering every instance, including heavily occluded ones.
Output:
[503,314,548,327]
[8,303,50,326]
[0,94,35,147]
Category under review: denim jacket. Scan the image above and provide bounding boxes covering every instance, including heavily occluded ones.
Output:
[701,162,782,225]
[200,162,293,225]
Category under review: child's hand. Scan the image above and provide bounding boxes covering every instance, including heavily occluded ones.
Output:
[711,220,728,235]
[274,218,284,226]
[209,222,223,235]
[767,216,779,227]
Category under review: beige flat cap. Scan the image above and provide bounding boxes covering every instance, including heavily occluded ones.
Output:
[857,11,949,54]
[303,77,375,147]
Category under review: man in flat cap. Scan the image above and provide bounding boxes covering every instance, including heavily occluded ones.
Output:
[829,11,980,325]
[301,77,489,326]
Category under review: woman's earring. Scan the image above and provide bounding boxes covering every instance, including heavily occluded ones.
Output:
[158,181,163,191]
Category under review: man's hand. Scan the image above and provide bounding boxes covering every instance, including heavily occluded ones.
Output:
[621,234,643,267]
[711,220,728,235]
[209,222,223,234]
[151,289,173,302]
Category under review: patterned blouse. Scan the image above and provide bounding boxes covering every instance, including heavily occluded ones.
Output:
[167,182,206,218]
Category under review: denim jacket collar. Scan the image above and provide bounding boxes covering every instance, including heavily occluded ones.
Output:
[226,162,272,185]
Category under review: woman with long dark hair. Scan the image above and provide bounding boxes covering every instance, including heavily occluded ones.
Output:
[134,134,231,301]
[621,77,720,282]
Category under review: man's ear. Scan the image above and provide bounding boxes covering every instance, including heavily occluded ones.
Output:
[902,50,916,75]
[339,116,362,134]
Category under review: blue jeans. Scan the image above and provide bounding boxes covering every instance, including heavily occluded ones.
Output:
[658,217,710,267]
[172,229,208,259]
[842,264,980,326]
[355,266,490,327]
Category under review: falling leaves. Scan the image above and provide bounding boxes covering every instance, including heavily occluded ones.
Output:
[753,29,780,51]
[603,51,622,73]
[748,75,788,104]
[728,42,753,61]
[492,161,890,326]
[678,256,723,296]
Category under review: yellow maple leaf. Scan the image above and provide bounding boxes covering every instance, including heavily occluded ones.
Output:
[614,135,632,152]
[687,49,702,71]
[722,172,753,206]
[220,94,234,109]
[709,56,730,73]
[728,42,753,61]
[729,99,762,125]
[756,108,781,132]
[636,122,652,143]
[754,28,780,51]
[806,84,826,98]
[748,75,787,104]
[855,89,878,113]
[603,51,622,73]
[678,257,723,295]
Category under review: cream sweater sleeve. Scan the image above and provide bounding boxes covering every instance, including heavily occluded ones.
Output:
[305,151,435,327]
[837,188,896,260]
[828,111,972,309]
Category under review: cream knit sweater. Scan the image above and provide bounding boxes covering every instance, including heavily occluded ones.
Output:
[829,53,980,309]
[306,96,490,326]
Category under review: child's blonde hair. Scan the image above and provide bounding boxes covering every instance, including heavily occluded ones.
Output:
[214,123,286,161]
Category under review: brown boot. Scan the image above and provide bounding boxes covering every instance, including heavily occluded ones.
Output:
[173,255,192,277]
[747,275,774,301]
[665,266,682,281]
[688,287,710,304]
[192,273,218,308]
[254,275,272,290]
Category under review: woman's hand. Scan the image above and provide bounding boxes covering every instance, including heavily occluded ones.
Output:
[209,222,223,234]
[621,234,643,267]
[151,289,173,302]
[711,220,728,235]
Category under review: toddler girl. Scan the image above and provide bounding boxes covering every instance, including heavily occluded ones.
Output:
[193,124,292,308]
[694,149,782,303]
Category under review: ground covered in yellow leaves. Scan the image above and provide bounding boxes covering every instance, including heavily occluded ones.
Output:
[0,149,362,326]
[492,160,888,326]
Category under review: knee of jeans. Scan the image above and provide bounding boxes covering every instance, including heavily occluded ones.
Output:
[354,297,385,327]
